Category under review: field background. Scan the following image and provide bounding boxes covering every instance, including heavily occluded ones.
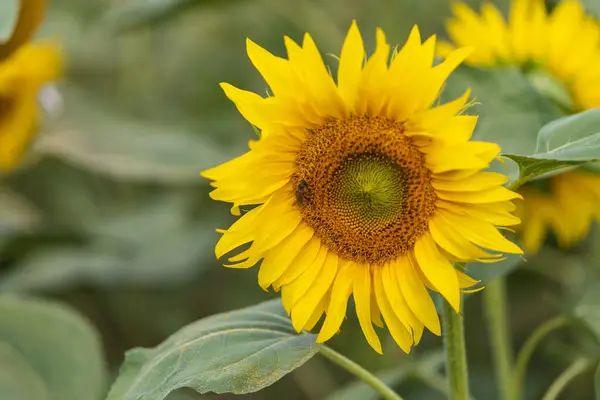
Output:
[1,0,599,399]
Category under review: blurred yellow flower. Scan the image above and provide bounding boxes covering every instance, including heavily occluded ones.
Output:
[441,0,600,253]
[516,170,600,253]
[0,42,61,172]
[439,0,600,111]
[203,22,522,353]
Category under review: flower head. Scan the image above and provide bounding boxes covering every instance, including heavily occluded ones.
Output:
[516,170,600,253]
[203,22,522,353]
[439,0,600,111]
[0,42,61,172]
[440,0,600,253]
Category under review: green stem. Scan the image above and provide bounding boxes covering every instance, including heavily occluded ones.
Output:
[483,278,516,400]
[514,315,569,399]
[319,346,404,400]
[442,299,469,400]
[541,358,595,400]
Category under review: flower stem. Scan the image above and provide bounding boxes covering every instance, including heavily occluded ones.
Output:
[442,299,469,400]
[541,358,595,400]
[483,278,516,400]
[319,346,404,400]
[514,315,569,398]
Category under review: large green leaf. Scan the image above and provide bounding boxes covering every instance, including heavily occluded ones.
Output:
[326,351,444,400]
[0,296,106,400]
[0,0,18,41]
[0,197,219,291]
[583,0,600,17]
[106,299,322,400]
[0,342,48,400]
[574,283,600,342]
[443,66,562,183]
[103,0,218,32]
[595,362,600,400]
[0,188,42,233]
[34,86,231,185]
[503,108,600,186]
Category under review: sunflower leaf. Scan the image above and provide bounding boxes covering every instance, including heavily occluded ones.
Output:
[0,296,106,400]
[0,0,18,42]
[595,362,600,400]
[105,299,322,400]
[582,0,600,17]
[103,0,226,32]
[574,282,600,342]
[502,108,600,186]
[0,342,49,400]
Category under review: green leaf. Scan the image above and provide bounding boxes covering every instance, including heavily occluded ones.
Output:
[103,0,222,32]
[1,198,219,291]
[574,283,600,342]
[445,66,559,154]
[503,108,600,186]
[0,0,18,41]
[0,188,42,233]
[34,86,230,185]
[0,296,106,400]
[595,362,600,400]
[106,299,322,400]
[325,351,444,400]
[583,0,600,17]
[0,342,48,400]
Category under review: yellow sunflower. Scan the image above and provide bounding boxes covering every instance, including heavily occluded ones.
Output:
[440,0,600,253]
[439,0,600,111]
[515,170,600,253]
[0,42,61,172]
[202,22,522,354]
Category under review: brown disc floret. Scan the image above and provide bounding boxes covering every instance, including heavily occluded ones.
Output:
[293,116,437,264]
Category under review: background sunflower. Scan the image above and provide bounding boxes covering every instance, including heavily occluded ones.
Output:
[1,0,600,400]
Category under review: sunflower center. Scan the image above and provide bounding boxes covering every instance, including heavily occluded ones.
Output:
[293,116,437,264]
[334,154,406,222]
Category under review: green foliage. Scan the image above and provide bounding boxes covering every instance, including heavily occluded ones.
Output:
[0,296,106,400]
[503,108,600,186]
[583,0,600,17]
[103,0,214,32]
[575,283,600,342]
[0,0,18,41]
[595,362,600,400]
[106,299,322,400]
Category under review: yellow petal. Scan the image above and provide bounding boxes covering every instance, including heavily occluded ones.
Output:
[396,256,441,335]
[257,223,314,289]
[373,266,413,353]
[337,20,365,112]
[438,209,523,254]
[353,265,383,354]
[291,251,338,332]
[413,233,461,312]
[316,262,355,343]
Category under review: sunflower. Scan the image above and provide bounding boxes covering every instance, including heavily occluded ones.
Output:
[202,22,522,354]
[515,170,600,253]
[440,0,600,253]
[439,0,600,111]
[0,42,61,172]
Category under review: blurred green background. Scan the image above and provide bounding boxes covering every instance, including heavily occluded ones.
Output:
[1,0,600,399]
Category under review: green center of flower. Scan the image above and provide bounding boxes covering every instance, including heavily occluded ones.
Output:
[333,154,406,223]
[293,116,437,264]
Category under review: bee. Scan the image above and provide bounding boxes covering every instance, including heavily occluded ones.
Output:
[296,179,309,205]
